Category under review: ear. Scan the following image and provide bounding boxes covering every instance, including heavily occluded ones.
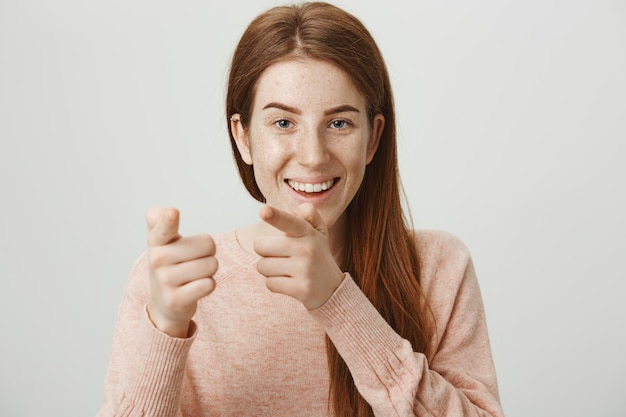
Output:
[230,114,253,165]
[366,114,385,164]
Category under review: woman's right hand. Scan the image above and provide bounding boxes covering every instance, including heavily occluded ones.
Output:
[146,207,218,338]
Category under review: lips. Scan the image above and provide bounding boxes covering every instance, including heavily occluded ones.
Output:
[286,179,336,193]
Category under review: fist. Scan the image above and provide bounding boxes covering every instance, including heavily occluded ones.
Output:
[254,203,344,310]
[146,207,218,337]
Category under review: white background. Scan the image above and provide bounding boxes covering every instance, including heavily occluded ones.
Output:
[1,1,624,416]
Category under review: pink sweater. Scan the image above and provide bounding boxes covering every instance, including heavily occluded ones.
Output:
[97,230,503,417]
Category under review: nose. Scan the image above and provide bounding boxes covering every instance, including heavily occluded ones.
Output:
[296,128,330,167]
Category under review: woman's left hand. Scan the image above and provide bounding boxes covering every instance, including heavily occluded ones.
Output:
[254,203,345,310]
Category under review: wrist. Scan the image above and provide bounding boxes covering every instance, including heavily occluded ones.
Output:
[146,304,192,338]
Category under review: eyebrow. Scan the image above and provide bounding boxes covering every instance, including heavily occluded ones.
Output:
[262,102,360,116]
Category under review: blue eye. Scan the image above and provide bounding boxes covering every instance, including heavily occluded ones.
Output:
[275,119,292,129]
[330,119,347,129]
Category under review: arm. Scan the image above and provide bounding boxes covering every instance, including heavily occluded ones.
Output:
[98,207,216,417]
[253,205,502,416]
[309,236,504,417]
[97,253,195,417]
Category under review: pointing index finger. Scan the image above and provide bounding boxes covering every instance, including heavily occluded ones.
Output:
[147,206,181,246]
[259,205,310,237]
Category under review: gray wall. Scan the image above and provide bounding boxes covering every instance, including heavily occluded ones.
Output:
[1,0,624,416]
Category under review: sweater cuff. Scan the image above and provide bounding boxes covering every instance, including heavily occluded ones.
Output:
[309,273,407,374]
[124,308,196,416]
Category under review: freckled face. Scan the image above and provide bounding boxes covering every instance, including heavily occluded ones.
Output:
[232,58,384,232]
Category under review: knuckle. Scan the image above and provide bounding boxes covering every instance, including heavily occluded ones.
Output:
[265,278,280,294]
[256,259,268,275]
[149,247,171,268]
[200,234,216,254]
[252,238,268,256]
[199,278,216,296]
[207,257,219,275]
[150,269,170,287]
[158,268,176,286]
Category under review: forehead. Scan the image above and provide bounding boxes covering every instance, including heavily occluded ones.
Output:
[252,58,367,110]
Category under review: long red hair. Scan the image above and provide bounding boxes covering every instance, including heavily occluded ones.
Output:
[226,3,432,416]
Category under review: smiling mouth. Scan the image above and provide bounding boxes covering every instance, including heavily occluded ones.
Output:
[286,178,337,193]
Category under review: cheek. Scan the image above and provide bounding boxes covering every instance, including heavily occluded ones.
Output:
[342,140,371,170]
[249,138,288,184]
[250,141,286,170]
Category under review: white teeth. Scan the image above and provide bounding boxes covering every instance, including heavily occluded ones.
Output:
[288,179,334,193]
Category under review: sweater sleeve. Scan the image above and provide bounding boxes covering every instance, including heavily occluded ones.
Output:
[309,233,504,417]
[96,253,196,417]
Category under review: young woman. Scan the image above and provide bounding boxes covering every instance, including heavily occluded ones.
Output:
[98,2,504,416]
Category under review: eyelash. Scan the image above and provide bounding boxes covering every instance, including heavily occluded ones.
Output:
[330,119,349,129]
[274,119,292,129]
[272,118,352,129]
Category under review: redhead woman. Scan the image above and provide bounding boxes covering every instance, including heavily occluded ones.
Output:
[97,2,504,416]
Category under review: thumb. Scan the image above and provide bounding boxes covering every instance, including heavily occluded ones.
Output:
[294,203,328,236]
[147,206,181,247]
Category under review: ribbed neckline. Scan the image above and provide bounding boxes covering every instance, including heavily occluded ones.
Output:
[218,229,261,266]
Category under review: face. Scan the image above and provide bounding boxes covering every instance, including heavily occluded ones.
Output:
[232,58,384,234]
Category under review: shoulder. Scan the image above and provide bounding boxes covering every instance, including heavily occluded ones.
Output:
[411,230,475,299]
[412,230,471,270]
[411,231,487,346]
[120,251,150,304]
